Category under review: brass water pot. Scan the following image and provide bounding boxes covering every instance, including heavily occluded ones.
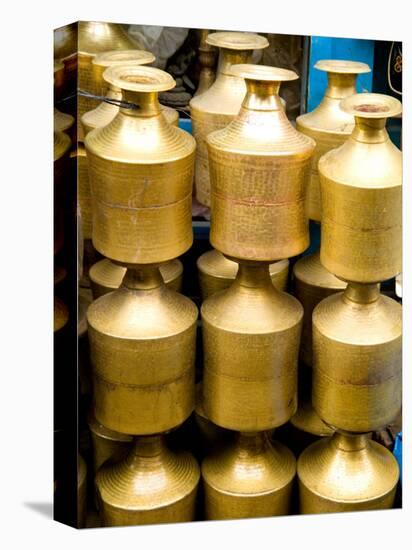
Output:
[54,23,77,95]
[87,265,198,435]
[190,32,269,206]
[54,297,69,333]
[194,383,231,456]
[312,283,402,433]
[81,50,180,135]
[194,30,217,97]
[85,65,196,265]
[78,21,140,140]
[197,249,289,300]
[296,60,370,221]
[297,431,399,514]
[96,435,200,526]
[54,131,71,255]
[202,431,296,520]
[207,64,315,261]
[319,93,402,283]
[54,107,74,136]
[89,257,183,299]
[88,411,133,473]
[202,261,302,431]
[293,251,346,367]
[75,144,93,240]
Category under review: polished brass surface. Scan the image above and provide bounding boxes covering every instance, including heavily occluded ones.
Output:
[89,258,183,299]
[76,144,93,240]
[296,60,371,221]
[54,297,69,333]
[290,395,334,437]
[81,50,178,136]
[194,383,231,453]
[77,454,87,528]
[54,107,75,135]
[54,23,77,60]
[85,65,195,265]
[293,251,346,367]
[298,431,399,513]
[96,435,200,526]
[312,283,402,432]
[198,249,289,300]
[190,31,269,206]
[88,411,133,473]
[54,59,65,100]
[319,93,402,283]
[202,262,302,431]
[194,30,217,97]
[78,21,140,139]
[202,431,296,519]
[87,265,197,435]
[207,64,315,261]
[78,292,91,339]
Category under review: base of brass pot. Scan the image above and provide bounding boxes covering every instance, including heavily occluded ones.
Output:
[96,435,200,526]
[297,431,399,514]
[88,411,133,473]
[197,249,289,300]
[293,250,346,367]
[89,258,183,299]
[202,431,296,520]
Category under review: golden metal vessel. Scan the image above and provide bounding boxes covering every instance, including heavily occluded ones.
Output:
[298,431,399,513]
[290,393,334,438]
[207,64,315,261]
[202,431,296,519]
[85,65,196,265]
[78,21,141,139]
[190,32,269,206]
[54,60,65,101]
[54,297,69,333]
[312,283,402,432]
[77,454,87,528]
[197,249,289,300]
[54,24,77,96]
[88,411,133,473]
[296,60,371,221]
[194,383,231,455]
[87,265,198,435]
[89,258,183,299]
[96,435,200,526]
[194,30,217,97]
[81,50,179,135]
[75,144,93,240]
[293,251,346,367]
[319,93,402,283]
[54,107,75,136]
[202,261,302,431]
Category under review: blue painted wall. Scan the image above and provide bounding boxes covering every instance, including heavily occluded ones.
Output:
[307,37,375,112]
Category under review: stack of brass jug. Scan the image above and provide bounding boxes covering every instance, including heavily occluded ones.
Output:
[200,63,315,520]
[85,63,200,526]
[297,92,402,513]
[291,60,371,441]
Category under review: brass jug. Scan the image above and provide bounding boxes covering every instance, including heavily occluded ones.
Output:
[77,454,87,528]
[89,257,183,299]
[202,431,296,519]
[296,60,370,221]
[202,261,302,431]
[54,107,75,136]
[88,411,133,473]
[319,93,402,283]
[85,65,196,265]
[76,144,92,240]
[81,50,180,135]
[194,383,231,456]
[87,265,198,435]
[54,297,69,333]
[96,435,200,526]
[312,283,402,433]
[207,64,315,261]
[54,59,65,101]
[197,249,289,300]
[298,431,399,514]
[78,21,140,140]
[194,30,217,97]
[293,251,346,368]
[190,32,269,206]
[54,23,77,95]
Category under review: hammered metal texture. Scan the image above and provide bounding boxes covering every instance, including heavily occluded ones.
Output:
[298,432,399,514]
